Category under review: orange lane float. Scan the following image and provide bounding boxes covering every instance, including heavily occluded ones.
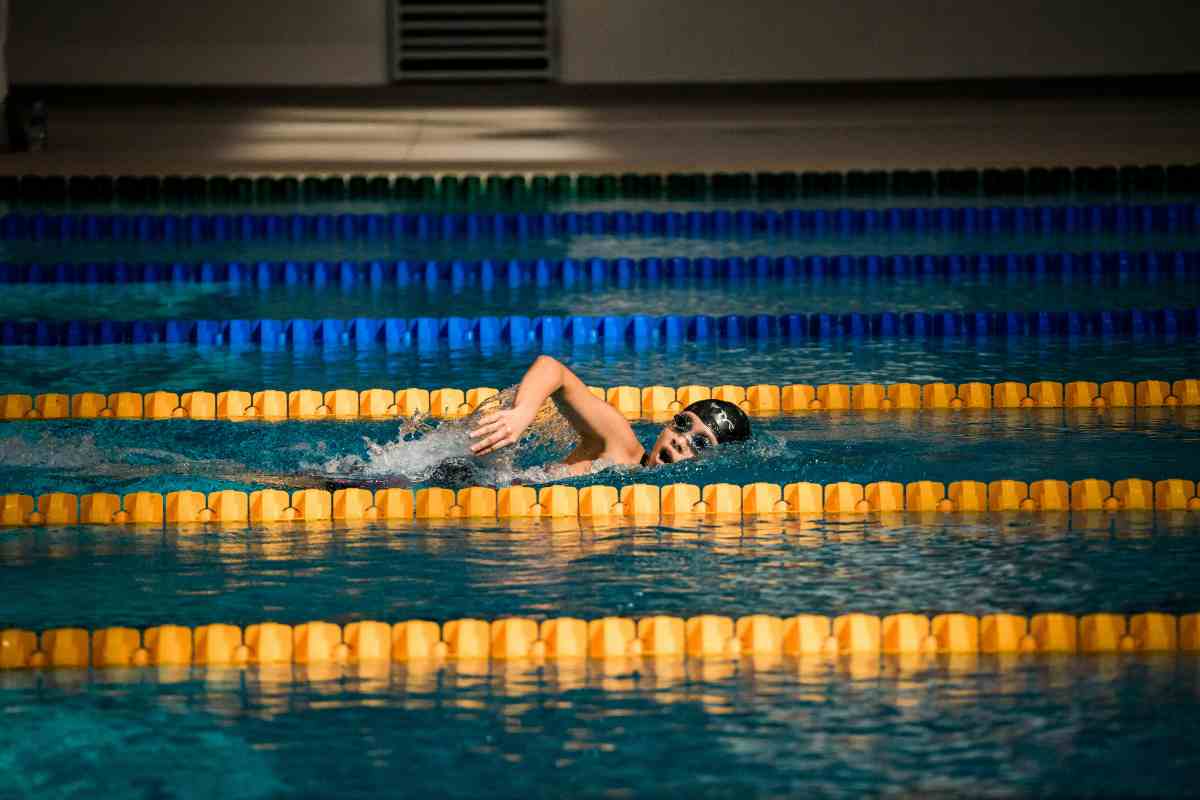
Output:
[2,475,1199,528]
[3,379,1196,422]
[0,611,1196,671]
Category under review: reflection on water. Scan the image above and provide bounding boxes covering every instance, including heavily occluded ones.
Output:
[1,513,1197,630]
[3,270,1197,322]
[2,336,1199,396]
[0,654,1197,799]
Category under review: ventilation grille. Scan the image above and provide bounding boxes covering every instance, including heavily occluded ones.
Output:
[391,0,556,81]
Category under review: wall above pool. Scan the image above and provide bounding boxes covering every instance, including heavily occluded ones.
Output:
[10,0,1200,86]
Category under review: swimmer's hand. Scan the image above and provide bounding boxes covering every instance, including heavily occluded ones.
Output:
[468,406,536,456]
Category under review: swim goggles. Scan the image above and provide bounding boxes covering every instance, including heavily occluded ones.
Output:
[671,413,715,452]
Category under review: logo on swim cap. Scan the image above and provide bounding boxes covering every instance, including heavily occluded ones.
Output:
[683,399,751,445]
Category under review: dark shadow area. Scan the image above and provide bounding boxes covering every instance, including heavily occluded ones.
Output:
[17,73,1200,109]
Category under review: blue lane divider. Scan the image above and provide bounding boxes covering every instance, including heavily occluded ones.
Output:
[2,251,1197,286]
[2,309,1196,348]
[0,203,1197,243]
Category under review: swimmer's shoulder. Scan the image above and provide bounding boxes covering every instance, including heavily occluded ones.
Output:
[609,440,646,467]
[562,445,644,476]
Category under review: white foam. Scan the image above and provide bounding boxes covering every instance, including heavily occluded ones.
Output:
[301,386,591,486]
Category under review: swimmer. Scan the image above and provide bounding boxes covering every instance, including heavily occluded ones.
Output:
[469,355,751,472]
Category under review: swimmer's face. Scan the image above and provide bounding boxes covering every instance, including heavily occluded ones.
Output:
[645,411,719,466]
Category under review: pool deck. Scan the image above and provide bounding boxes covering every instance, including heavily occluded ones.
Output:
[2,81,1199,175]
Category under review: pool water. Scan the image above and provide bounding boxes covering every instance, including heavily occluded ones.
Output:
[1,410,1198,497]
[2,516,1200,798]
[1,338,1197,396]
[4,512,1200,629]
[2,654,1196,800]
[2,183,1199,798]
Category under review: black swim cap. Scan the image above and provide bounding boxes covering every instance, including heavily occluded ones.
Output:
[684,399,751,445]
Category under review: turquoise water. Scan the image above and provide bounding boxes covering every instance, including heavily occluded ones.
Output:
[3,513,1200,629]
[2,188,1199,797]
[1,410,1199,497]
[2,655,1196,799]
[2,515,1200,798]
[1,337,1197,395]
[2,271,1198,322]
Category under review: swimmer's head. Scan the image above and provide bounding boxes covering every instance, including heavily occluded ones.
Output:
[643,399,751,467]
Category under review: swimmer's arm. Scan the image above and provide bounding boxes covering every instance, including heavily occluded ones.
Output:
[535,356,637,457]
[470,355,641,459]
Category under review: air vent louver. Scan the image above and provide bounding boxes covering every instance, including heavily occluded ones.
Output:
[391,1,556,80]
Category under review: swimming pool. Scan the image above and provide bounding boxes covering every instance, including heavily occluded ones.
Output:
[2,166,1199,798]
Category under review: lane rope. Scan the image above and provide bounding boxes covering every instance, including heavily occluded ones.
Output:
[2,250,1197,285]
[0,203,1197,243]
[3,477,1199,527]
[3,163,1198,205]
[2,379,1197,420]
[2,307,1198,348]
[2,612,1196,669]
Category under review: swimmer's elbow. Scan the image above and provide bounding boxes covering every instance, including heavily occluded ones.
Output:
[535,355,575,392]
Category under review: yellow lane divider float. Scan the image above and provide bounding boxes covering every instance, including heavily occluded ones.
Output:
[2,379,1199,421]
[3,478,1199,526]
[2,612,1197,670]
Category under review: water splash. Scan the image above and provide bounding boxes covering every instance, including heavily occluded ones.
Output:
[300,391,794,488]
[0,390,599,490]
[0,392,787,491]
[301,386,589,487]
